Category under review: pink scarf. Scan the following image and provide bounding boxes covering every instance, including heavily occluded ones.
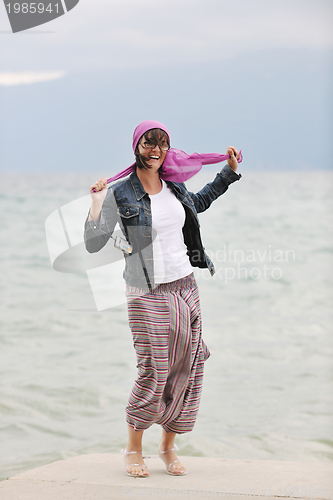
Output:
[106,120,242,185]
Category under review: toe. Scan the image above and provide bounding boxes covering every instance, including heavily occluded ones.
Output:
[124,451,148,477]
[126,464,149,477]
[171,462,186,475]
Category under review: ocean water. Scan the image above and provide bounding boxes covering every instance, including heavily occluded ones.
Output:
[0,170,332,481]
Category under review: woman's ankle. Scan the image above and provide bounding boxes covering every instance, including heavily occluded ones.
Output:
[127,425,144,451]
[126,443,143,452]
[160,429,177,450]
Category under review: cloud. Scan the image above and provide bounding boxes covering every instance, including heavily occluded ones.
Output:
[72,0,333,50]
[1,0,332,71]
[0,71,66,86]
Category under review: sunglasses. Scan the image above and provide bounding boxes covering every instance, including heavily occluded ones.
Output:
[140,140,170,152]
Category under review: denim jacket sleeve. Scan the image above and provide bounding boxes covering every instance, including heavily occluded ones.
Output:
[84,186,118,253]
[188,163,242,214]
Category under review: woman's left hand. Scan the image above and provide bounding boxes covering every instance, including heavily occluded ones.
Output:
[226,146,239,171]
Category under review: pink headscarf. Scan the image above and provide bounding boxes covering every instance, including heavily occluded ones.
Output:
[105,120,242,185]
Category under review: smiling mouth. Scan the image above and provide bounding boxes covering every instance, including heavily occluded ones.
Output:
[149,156,160,160]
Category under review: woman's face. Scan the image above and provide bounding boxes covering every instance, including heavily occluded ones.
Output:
[137,132,169,171]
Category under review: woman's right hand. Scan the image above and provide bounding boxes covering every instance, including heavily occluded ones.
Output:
[89,177,108,202]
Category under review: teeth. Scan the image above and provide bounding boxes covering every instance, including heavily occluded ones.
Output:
[150,156,159,159]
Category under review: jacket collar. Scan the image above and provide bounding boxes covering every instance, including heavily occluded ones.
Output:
[129,170,147,201]
[129,170,184,201]
[165,180,182,193]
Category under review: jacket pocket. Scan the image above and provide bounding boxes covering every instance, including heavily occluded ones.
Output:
[116,205,141,246]
[117,206,140,219]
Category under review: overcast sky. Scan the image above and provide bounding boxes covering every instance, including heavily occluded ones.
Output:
[1,0,332,79]
[0,0,332,172]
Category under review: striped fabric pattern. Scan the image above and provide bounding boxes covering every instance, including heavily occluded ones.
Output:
[125,273,210,434]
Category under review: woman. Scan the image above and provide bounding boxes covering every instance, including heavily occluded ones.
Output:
[84,120,242,477]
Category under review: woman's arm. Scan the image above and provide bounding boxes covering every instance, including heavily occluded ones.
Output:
[188,146,242,214]
[84,177,118,253]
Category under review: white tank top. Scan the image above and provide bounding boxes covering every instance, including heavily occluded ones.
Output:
[149,179,193,284]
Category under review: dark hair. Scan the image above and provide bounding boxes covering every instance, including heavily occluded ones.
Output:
[135,128,170,171]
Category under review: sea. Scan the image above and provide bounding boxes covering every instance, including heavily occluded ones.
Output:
[0,169,332,481]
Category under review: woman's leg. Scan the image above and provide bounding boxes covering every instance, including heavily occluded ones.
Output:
[125,277,207,432]
[159,429,186,474]
[125,292,170,429]
[160,283,208,434]
[124,425,149,476]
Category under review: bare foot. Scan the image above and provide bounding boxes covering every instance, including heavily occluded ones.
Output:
[122,449,149,477]
[158,445,187,475]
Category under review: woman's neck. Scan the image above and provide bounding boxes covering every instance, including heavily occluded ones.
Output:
[136,168,162,195]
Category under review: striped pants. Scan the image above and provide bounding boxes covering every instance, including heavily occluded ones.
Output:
[125,273,210,434]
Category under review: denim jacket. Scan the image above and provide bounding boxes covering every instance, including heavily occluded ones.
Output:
[84,164,241,289]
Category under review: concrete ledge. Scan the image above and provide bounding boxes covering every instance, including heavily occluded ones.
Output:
[0,453,332,500]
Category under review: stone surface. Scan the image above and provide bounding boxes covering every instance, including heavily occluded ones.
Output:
[0,453,332,500]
